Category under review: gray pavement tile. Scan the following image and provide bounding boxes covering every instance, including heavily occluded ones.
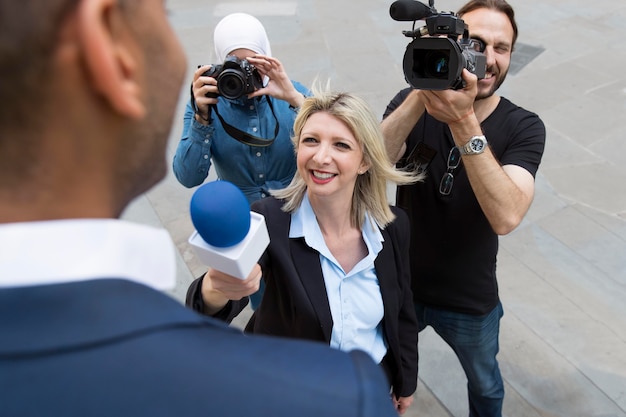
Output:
[501,223,626,340]
[509,43,545,75]
[540,162,626,216]
[541,92,626,149]
[538,130,603,172]
[535,205,626,283]
[414,327,469,417]
[498,247,626,415]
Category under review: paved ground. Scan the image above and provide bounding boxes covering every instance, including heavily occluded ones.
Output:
[122,0,626,415]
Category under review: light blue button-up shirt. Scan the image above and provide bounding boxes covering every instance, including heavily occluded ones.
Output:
[290,194,388,363]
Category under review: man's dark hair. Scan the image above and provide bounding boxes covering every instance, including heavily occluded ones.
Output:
[0,1,81,127]
[457,0,518,48]
[0,0,80,188]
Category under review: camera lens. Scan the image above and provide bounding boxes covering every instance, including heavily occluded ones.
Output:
[424,51,450,78]
[217,70,246,100]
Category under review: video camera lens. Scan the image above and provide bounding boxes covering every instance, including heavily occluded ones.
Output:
[402,36,486,90]
[404,37,462,90]
[423,50,450,79]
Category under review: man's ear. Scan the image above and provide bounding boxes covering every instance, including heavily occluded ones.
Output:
[76,0,145,119]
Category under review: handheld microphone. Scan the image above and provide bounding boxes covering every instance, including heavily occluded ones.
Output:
[188,181,269,279]
[389,0,436,21]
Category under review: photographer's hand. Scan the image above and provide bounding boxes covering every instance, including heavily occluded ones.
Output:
[419,69,478,127]
[192,65,219,125]
[246,55,305,109]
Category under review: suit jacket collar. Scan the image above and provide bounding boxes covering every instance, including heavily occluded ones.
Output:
[290,237,334,342]
[0,279,234,356]
[374,227,396,316]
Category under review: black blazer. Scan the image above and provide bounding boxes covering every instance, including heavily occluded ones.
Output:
[187,196,418,397]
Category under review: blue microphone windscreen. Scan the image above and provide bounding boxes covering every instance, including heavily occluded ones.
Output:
[190,181,251,247]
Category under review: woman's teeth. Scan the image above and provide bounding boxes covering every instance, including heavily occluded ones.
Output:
[313,171,334,179]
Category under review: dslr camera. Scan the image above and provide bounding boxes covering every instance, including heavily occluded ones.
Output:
[202,55,264,100]
[389,0,487,90]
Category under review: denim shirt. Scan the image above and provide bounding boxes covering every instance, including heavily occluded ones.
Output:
[172,81,309,204]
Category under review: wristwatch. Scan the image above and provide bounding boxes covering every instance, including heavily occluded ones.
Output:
[459,135,487,155]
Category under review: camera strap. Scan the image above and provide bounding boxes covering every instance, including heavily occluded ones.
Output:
[211,97,279,147]
[190,84,279,147]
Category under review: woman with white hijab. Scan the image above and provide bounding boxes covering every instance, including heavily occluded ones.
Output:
[173,13,309,309]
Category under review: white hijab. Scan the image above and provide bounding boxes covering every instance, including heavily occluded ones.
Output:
[213,13,272,62]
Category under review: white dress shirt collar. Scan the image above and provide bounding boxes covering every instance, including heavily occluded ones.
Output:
[0,219,176,290]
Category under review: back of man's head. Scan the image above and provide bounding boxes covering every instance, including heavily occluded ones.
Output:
[0,0,187,221]
[0,1,75,128]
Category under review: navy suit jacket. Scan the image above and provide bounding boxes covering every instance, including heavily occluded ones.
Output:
[0,279,398,417]
[187,197,418,397]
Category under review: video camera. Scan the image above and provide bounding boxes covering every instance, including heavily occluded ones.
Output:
[202,55,264,100]
[389,0,487,90]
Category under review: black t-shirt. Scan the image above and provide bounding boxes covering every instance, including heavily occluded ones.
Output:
[384,88,546,315]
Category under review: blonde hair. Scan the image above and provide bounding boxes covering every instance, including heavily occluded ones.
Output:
[272,89,424,229]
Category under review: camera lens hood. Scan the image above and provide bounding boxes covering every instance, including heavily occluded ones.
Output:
[403,37,464,90]
[217,69,247,100]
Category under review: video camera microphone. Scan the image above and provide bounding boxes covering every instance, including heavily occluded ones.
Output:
[389,0,436,21]
[188,181,269,279]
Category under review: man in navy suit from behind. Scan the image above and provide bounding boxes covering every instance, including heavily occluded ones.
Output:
[0,1,399,416]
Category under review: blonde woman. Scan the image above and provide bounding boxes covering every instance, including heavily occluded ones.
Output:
[187,90,423,414]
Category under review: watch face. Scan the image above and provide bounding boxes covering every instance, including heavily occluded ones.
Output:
[471,138,485,152]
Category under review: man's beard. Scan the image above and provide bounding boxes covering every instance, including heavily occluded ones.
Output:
[476,67,508,101]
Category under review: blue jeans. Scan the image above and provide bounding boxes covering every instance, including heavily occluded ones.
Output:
[415,301,504,417]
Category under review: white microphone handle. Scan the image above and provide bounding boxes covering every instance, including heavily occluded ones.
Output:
[188,211,269,279]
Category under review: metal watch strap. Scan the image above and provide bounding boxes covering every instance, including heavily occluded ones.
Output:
[460,135,487,155]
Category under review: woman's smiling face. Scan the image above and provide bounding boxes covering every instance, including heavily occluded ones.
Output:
[296,111,368,201]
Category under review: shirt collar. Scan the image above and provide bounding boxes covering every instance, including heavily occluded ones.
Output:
[0,219,176,290]
[290,194,384,263]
